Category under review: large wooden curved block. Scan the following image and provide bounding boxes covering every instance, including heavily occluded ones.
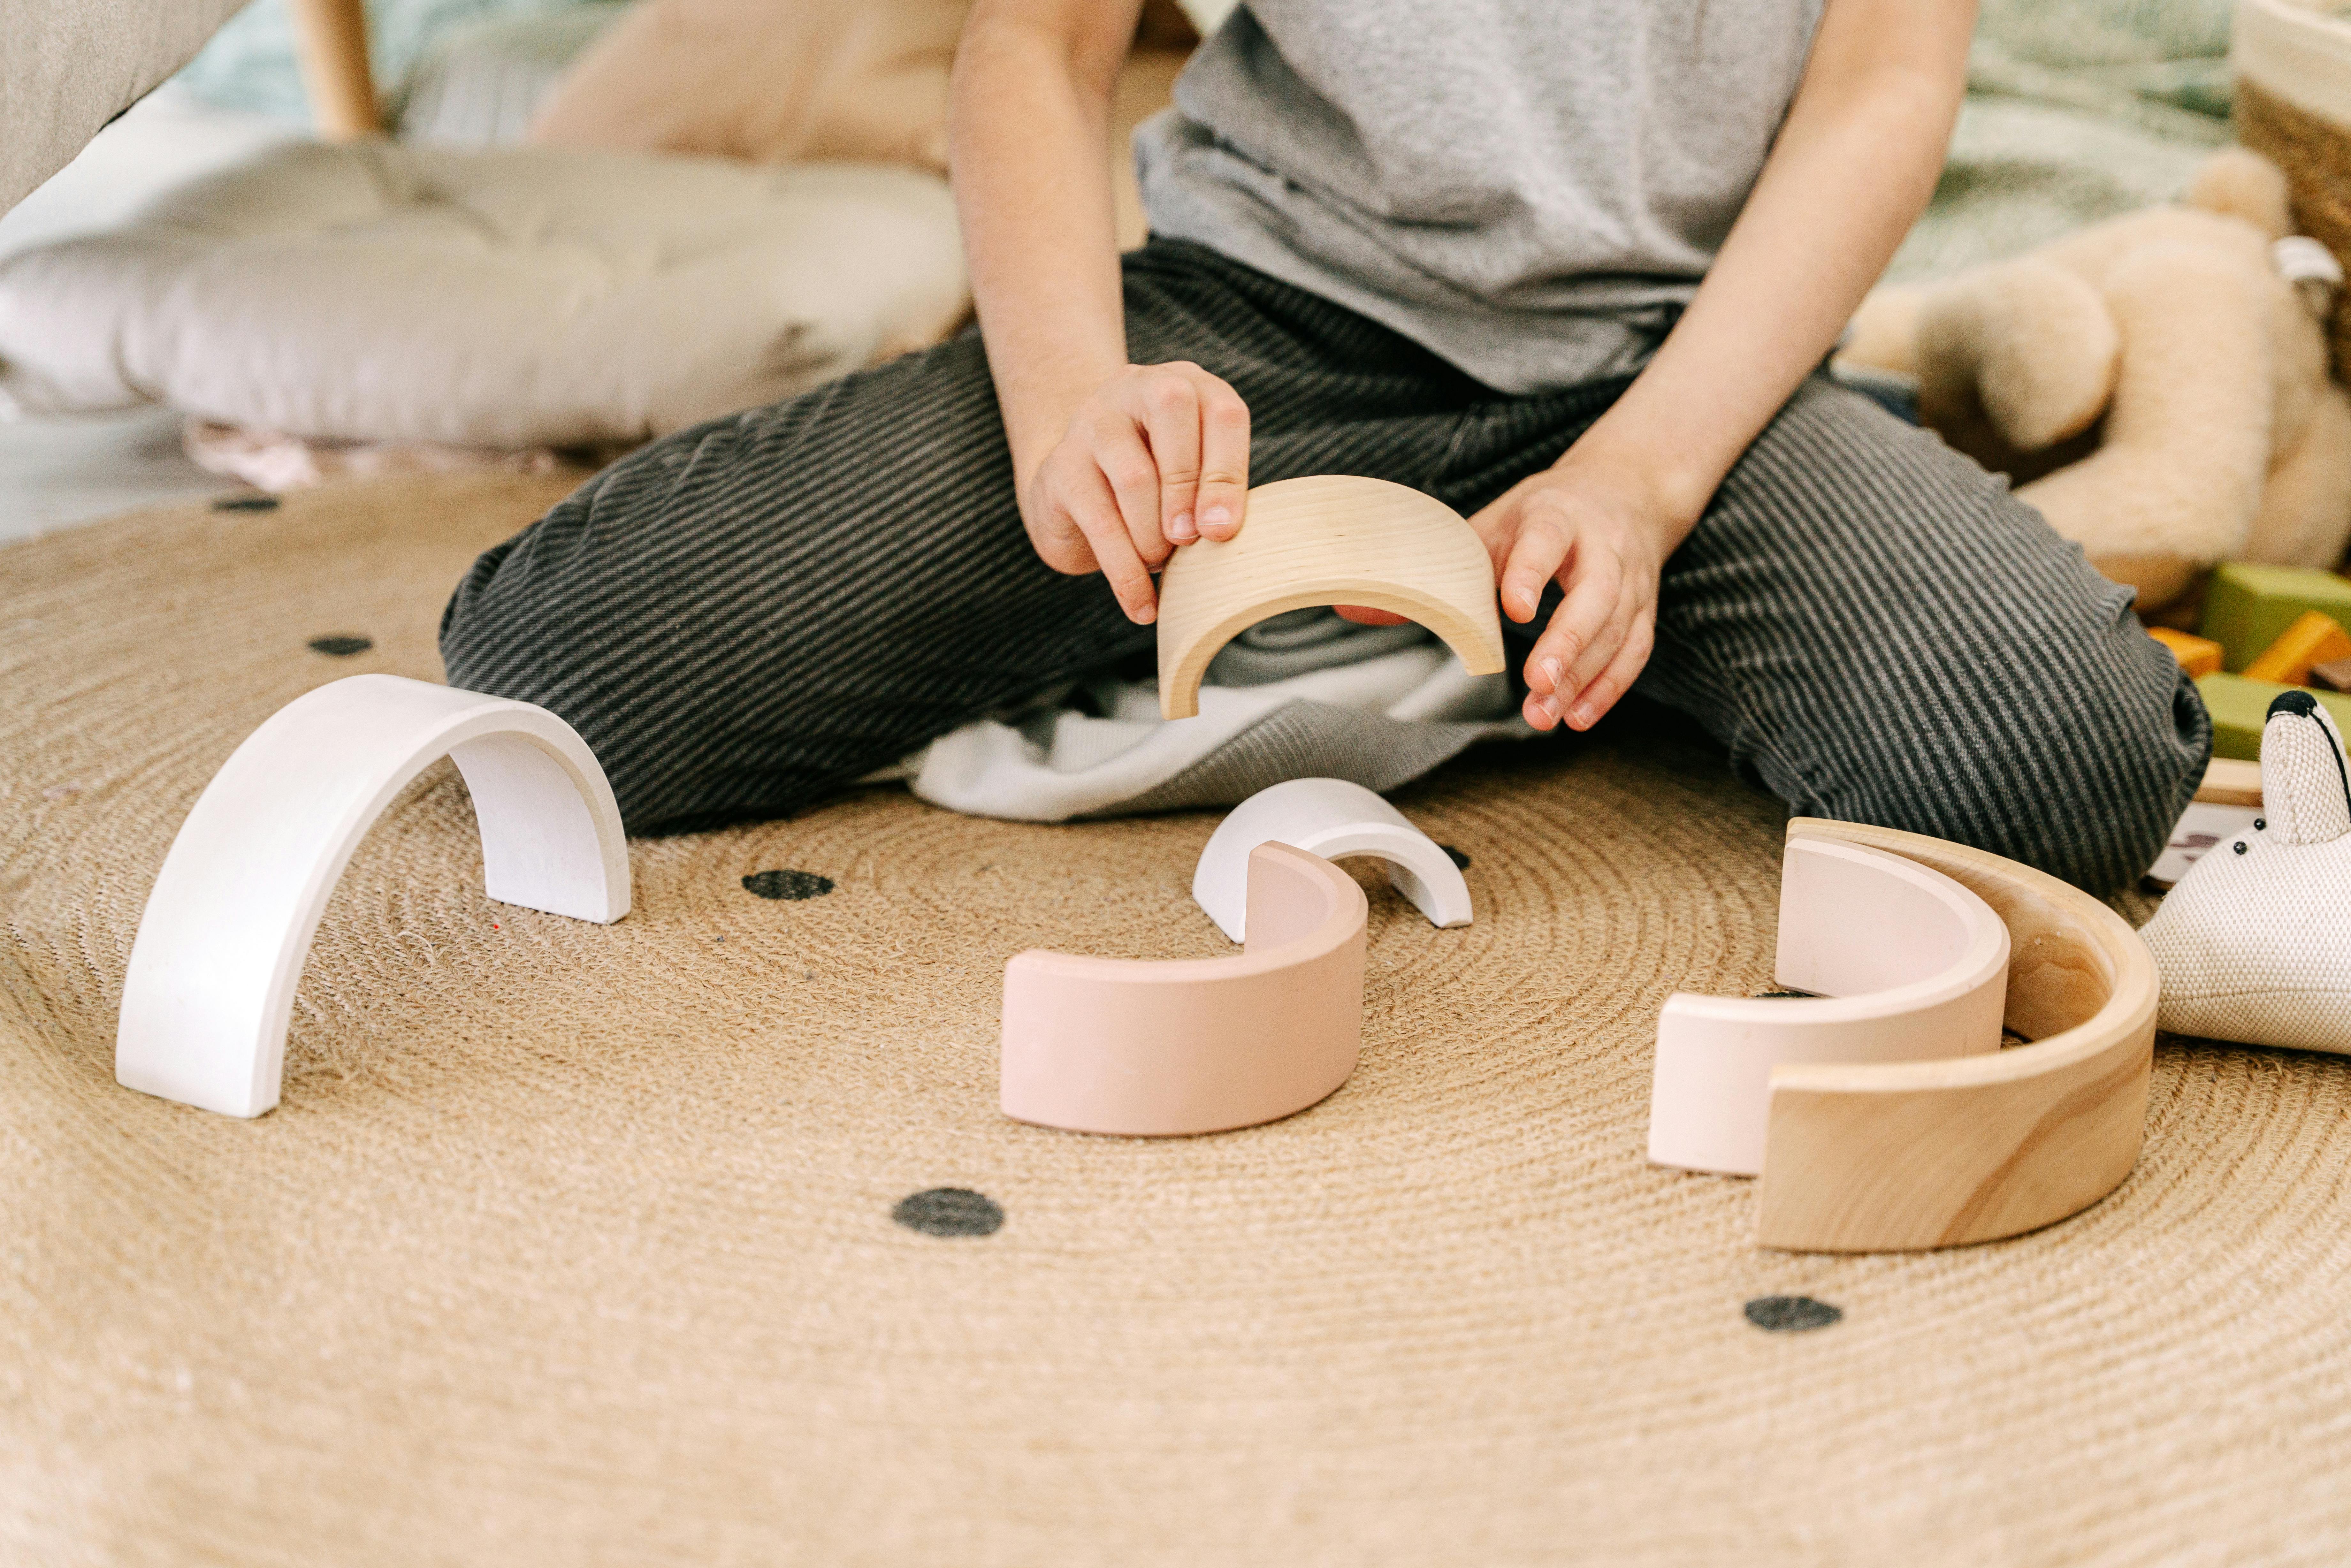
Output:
[1192,777,1470,942]
[1001,841,1368,1136]
[1753,819,2159,1252]
[117,674,631,1118]
[1155,475,1506,720]
[1650,837,2011,1176]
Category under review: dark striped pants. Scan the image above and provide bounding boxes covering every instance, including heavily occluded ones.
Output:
[440,239,2209,889]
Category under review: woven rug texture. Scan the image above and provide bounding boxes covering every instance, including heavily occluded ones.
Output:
[4,475,2350,1565]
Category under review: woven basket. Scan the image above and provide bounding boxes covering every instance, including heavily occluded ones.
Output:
[2238,0,2351,375]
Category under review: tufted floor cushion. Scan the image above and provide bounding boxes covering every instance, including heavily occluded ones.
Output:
[0,138,969,447]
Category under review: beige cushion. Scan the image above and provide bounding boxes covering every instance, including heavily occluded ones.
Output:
[530,0,968,172]
[0,139,968,447]
[1,0,250,216]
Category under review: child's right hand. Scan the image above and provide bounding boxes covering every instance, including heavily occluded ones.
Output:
[1018,361,1252,624]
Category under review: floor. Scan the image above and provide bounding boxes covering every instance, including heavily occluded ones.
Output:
[0,88,300,544]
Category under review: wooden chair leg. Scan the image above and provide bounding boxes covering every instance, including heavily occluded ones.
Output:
[286,0,380,140]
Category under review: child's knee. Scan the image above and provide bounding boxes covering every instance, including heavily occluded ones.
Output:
[439,534,551,702]
[2005,646,2207,889]
[1805,615,2207,891]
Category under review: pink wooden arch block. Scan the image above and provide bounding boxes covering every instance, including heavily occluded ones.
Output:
[1648,835,2011,1177]
[1000,841,1369,1136]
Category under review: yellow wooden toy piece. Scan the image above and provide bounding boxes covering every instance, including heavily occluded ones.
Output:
[2243,609,2351,684]
[2148,625,2223,678]
[2197,756,2263,806]
[1155,476,1506,721]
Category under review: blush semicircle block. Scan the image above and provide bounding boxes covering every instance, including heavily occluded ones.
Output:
[1000,841,1369,1136]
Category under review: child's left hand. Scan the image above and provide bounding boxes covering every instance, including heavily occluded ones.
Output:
[1470,454,1685,732]
[1332,450,1694,730]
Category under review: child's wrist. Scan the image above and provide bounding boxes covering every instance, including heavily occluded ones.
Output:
[1554,428,1713,548]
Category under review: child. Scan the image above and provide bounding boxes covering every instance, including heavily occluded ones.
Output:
[441,0,2208,890]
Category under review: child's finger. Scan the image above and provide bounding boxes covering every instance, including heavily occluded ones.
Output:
[1020,456,1097,575]
[1133,372,1204,545]
[1527,545,1621,692]
[1092,418,1171,567]
[1188,370,1252,541]
[1499,508,1573,622]
[1063,466,1159,624]
[1561,579,1635,698]
[1564,612,1655,730]
[1465,479,1534,582]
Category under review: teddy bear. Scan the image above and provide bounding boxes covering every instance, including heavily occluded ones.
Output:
[1836,148,2351,613]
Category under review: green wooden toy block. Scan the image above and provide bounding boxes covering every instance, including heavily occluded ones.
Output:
[2198,563,2351,672]
[2196,673,2351,759]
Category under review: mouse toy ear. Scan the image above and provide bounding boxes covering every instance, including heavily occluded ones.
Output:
[2259,691,2351,847]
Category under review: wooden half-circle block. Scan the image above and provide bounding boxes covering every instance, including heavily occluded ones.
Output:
[2197,755,2263,807]
[1155,475,1506,720]
[1001,841,1368,1135]
[1649,836,2011,1177]
[1754,818,2159,1252]
[116,674,631,1119]
[1192,777,1470,942]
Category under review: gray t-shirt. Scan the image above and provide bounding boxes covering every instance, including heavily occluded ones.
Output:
[1135,0,1826,393]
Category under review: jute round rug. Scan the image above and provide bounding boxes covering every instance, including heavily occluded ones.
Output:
[5,475,2351,1565]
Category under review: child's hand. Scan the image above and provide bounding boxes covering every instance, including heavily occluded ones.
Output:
[1019,361,1252,625]
[1469,455,1685,732]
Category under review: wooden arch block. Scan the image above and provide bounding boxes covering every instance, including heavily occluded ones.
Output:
[116,675,631,1118]
[1000,841,1369,1136]
[1154,475,1506,720]
[1753,819,2158,1252]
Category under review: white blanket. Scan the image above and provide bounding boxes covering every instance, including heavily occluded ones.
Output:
[887,610,1532,822]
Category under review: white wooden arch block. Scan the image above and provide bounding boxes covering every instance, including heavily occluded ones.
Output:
[116,674,631,1118]
[1155,475,1506,720]
[1192,777,1470,942]
[1649,836,2011,1177]
[1001,841,1368,1136]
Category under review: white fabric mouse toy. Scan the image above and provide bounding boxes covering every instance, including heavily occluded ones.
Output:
[2142,689,2351,1051]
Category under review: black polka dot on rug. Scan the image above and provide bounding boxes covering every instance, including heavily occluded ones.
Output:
[892,1188,1003,1237]
[307,635,372,657]
[1744,1295,1841,1333]
[210,494,279,512]
[742,869,833,901]
[1440,844,1470,870]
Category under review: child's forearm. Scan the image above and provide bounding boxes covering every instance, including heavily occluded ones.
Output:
[1572,0,1976,541]
[949,1,1140,490]
[948,0,1254,621]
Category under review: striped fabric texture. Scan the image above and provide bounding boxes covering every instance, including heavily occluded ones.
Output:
[440,238,2209,889]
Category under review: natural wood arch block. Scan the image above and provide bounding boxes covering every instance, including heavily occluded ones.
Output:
[1000,841,1368,1136]
[2197,756,2263,806]
[1650,837,2011,1177]
[1155,475,1506,720]
[116,675,631,1118]
[1753,819,2159,1252]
